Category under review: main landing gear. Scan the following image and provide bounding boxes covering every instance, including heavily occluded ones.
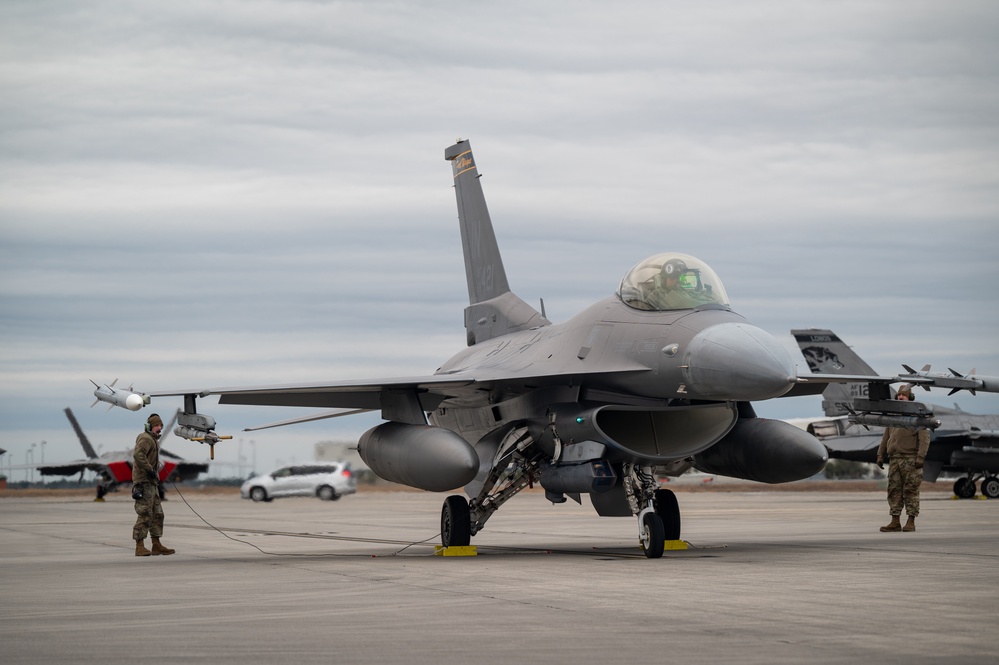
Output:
[441,495,472,547]
[954,474,999,499]
[436,427,685,558]
[439,479,684,557]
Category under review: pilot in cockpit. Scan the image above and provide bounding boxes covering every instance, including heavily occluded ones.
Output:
[649,258,704,310]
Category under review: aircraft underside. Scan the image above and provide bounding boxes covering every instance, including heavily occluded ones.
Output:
[397,396,822,558]
[440,423,684,559]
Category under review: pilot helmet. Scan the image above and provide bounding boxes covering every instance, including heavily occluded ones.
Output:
[661,258,688,281]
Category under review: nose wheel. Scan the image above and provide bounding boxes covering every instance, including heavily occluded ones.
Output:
[640,512,665,559]
[625,464,680,559]
[655,488,681,541]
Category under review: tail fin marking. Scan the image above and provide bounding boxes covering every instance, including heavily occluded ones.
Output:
[792,329,885,417]
[445,140,549,345]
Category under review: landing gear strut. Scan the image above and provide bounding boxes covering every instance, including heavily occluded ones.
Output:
[624,464,680,559]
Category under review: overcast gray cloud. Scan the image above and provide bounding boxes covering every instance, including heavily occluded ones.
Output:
[2,0,998,477]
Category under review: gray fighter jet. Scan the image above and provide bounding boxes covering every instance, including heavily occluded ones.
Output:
[792,329,999,499]
[93,140,999,558]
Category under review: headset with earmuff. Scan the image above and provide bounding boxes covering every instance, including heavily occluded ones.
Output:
[145,413,161,433]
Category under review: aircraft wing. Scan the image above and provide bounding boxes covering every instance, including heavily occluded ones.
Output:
[146,376,477,424]
[141,367,650,427]
[214,376,477,410]
[782,372,914,398]
[788,372,976,399]
[796,369,999,395]
[159,449,210,480]
[36,461,108,477]
[149,368,649,409]
[936,429,999,443]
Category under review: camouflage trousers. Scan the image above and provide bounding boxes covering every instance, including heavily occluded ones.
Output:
[132,481,165,540]
[886,456,921,517]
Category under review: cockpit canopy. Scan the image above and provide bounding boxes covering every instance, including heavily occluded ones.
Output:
[617,253,730,311]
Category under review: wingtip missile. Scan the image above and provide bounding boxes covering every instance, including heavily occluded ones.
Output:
[91,380,149,411]
[898,365,998,395]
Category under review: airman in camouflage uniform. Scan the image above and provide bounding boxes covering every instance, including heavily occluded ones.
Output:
[876,386,931,533]
[132,413,175,556]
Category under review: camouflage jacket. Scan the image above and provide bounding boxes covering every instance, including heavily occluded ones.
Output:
[877,426,930,464]
[132,431,160,483]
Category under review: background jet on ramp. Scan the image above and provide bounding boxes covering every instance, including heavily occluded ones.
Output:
[791,329,999,499]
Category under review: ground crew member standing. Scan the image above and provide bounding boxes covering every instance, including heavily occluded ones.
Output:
[132,413,175,556]
[876,386,930,533]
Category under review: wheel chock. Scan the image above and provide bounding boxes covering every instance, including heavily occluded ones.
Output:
[434,545,478,557]
[664,540,689,551]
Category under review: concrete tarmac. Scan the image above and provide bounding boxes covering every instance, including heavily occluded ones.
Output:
[1,487,997,664]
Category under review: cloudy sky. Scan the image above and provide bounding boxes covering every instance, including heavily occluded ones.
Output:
[2,1,997,479]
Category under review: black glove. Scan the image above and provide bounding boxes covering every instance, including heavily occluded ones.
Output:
[876,458,884,469]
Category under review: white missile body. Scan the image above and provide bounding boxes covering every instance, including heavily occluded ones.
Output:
[90,380,147,411]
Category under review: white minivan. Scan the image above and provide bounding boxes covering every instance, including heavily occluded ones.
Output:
[240,462,357,502]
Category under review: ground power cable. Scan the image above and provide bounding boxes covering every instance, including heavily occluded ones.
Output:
[169,481,441,557]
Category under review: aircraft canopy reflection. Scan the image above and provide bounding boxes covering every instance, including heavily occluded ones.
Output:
[617,253,730,311]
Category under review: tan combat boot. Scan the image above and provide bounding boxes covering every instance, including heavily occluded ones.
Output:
[150,537,175,556]
[879,515,901,532]
[902,516,916,532]
[135,539,152,556]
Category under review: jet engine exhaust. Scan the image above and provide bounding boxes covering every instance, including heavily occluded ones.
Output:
[358,422,479,492]
[693,418,828,484]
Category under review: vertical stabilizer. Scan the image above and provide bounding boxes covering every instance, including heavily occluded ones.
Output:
[445,140,549,345]
[64,407,99,459]
[792,329,884,417]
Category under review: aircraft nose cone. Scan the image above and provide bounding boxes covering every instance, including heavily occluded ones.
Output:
[683,323,796,400]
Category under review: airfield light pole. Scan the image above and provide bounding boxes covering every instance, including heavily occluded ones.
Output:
[27,443,36,483]
[238,439,244,479]
[251,440,256,475]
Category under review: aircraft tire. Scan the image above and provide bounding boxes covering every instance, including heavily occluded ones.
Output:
[654,488,681,541]
[981,476,999,499]
[953,477,976,499]
[641,513,665,559]
[441,495,471,547]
